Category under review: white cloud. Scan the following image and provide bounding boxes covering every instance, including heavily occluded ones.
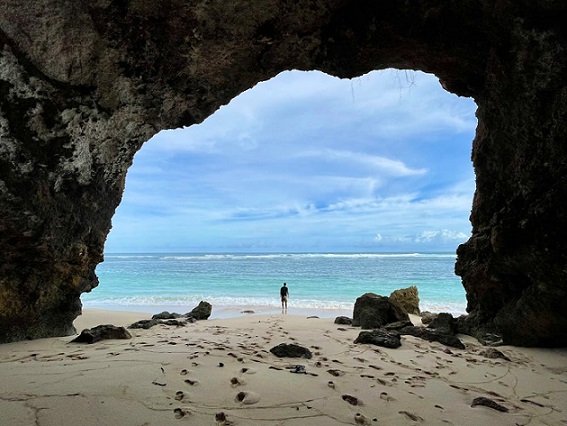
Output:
[105,69,477,253]
[296,149,427,177]
[414,229,469,243]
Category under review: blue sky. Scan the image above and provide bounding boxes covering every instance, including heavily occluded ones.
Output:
[105,69,477,253]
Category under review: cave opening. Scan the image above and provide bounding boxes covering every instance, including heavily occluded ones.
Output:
[83,68,477,317]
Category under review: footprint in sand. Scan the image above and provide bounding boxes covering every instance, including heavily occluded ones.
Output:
[399,411,424,422]
[175,391,185,401]
[215,412,234,425]
[184,379,199,385]
[235,391,260,404]
[230,377,245,387]
[174,408,190,419]
[327,369,345,377]
[342,394,363,406]
[354,413,369,425]
[241,367,257,374]
[67,354,90,360]
[380,392,396,402]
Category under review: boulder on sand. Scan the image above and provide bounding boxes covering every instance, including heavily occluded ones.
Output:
[334,316,352,325]
[352,293,409,329]
[354,329,402,349]
[186,301,212,320]
[71,324,132,343]
[269,343,313,359]
[389,286,420,315]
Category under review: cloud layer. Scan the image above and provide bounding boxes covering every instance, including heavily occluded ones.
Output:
[106,69,477,253]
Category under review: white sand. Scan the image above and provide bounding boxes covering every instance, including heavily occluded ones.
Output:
[1,309,566,425]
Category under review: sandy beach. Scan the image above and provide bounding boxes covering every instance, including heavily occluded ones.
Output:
[1,309,566,425]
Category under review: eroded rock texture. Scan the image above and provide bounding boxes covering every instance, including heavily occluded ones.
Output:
[0,1,565,345]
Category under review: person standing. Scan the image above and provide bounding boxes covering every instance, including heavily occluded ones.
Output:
[280,282,289,311]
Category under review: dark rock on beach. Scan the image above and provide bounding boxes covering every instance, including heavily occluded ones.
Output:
[471,397,509,412]
[334,316,352,325]
[270,343,313,359]
[352,293,410,329]
[152,311,184,320]
[129,319,160,329]
[428,312,458,335]
[420,311,437,325]
[389,286,420,315]
[129,318,190,329]
[384,320,414,331]
[162,319,187,326]
[479,347,511,361]
[186,301,212,320]
[71,325,132,343]
[456,313,503,346]
[354,329,402,349]
[399,326,465,349]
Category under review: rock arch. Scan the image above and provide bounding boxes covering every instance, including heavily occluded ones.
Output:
[0,1,565,345]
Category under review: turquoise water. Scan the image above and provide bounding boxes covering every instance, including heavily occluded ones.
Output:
[82,253,467,318]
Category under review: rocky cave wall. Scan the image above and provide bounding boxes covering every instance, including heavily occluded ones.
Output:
[0,0,565,346]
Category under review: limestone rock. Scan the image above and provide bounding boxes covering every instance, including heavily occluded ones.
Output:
[129,319,160,330]
[186,301,212,320]
[399,326,465,349]
[420,311,438,325]
[389,286,420,315]
[269,343,312,359]
[334,316,353,325]
[152,311,184,320]
[427,312,458,335]
[354,329,402,349]
[0,1,566,346]
[71,325,131,343]
[383,320,414,331]
[129,318,188,329]
[352,293,410,329]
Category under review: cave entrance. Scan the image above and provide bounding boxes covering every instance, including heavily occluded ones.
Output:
[85,69,477,316]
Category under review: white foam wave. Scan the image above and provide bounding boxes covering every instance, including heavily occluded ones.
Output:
[83,294,466,314]
[83,295,354,310]
[420,301,467,316]
[156,252,456,261]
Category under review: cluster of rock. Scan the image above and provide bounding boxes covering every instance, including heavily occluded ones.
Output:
[335,288,466,350]
[129,301,212,330]
[71,301,212,343]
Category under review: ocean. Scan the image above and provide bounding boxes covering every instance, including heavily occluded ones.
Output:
[82,253,468,319]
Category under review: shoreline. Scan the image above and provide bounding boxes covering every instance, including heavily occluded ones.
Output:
[80,303,355,322]
[2,308,566,425]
